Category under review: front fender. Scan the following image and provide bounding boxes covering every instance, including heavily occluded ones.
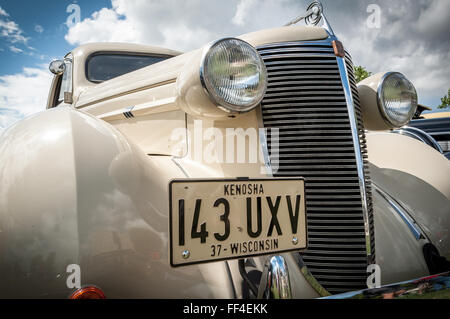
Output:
[0,107,234,298]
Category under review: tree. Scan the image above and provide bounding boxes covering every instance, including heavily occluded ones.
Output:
[354,66,372,83]
[438,89,450,109]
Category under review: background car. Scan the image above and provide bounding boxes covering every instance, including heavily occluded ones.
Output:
[408,111,450,160]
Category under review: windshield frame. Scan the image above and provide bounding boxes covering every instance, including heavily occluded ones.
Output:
[84,51,173,84]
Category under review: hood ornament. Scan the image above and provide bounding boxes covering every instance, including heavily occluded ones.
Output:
[284,1,335,36]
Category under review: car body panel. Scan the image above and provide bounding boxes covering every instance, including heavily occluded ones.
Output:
[0,107,235,298]
[367,132,450,202]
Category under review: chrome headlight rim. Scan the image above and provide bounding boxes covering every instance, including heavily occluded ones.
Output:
[376,71,418,128]
[199,37,267,113]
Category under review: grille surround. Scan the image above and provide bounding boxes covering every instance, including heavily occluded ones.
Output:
[257,39,375,295]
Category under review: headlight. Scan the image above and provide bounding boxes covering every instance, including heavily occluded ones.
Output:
[200,38,267,113]
[377,72,418,127]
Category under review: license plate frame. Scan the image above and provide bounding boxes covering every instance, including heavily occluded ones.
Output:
[169,178,307,267]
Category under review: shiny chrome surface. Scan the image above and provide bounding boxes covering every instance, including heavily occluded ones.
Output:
[257,39,375,294]
[393,126,444,154]
[259,126,274,176]
[373,183,424,240]
[49,59,66,75]
[61,55,74,104]
[342,49,376,262]
[260,256,293,299]
[285,1,323,27]
[284,1,335,36]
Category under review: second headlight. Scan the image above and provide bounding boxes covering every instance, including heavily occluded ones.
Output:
[378,72,418,127]
[200,38,267,113]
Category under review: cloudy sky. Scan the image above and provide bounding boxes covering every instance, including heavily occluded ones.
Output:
[0,0,449,133]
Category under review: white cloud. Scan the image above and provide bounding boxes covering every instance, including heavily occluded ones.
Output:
[232,0,257,26]
[0,6,8,17]
[65,0,302,51]
[0,66,53,134]
[0,6,32,57]
[34,24,44,34]
[65,7,139,45]
[0,7,49,60]
[0,17,28,44]
[9,45,22,53]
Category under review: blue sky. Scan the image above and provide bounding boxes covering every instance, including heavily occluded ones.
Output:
[0,0,449,133]
[0,0,110,74]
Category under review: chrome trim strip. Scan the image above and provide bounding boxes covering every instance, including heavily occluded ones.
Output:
[259,47,334,54]
[77,78,177,108]
[372,183,424,240]
[259,127,274,176]
[334,41,372,258]
[393,126,444,154]
[171,158,190,178]
[262,52,336,59]
[431,132,450,136]
[255,104,274,176]
[98,97,178,120]
[257,41,332,49]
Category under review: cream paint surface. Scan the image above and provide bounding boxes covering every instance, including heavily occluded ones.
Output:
[367,132,450,201]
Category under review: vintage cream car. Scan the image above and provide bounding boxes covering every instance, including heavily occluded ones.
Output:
[0,2,449,299]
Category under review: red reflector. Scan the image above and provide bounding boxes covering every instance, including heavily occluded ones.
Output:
[70,286,106,299]
[332,40,345,58]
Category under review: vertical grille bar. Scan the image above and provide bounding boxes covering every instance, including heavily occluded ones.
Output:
[257,40,375,294]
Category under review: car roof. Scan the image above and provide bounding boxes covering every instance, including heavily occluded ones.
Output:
[70,42,182,59]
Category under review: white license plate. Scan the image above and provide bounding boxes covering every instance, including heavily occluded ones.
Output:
[169,178,307,267]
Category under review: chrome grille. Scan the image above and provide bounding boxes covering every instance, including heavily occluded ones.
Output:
[258,40,374,294]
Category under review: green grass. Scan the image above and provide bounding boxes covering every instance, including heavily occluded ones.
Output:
[397,289,450,299]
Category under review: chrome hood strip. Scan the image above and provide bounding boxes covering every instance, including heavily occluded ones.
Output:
[372,182,424,240]
[333,40,373,259]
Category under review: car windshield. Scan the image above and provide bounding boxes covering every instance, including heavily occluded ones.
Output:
[86,53,170,83]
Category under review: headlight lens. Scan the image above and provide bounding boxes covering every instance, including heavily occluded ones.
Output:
[201,38,267,113]
[378,72,418,127]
